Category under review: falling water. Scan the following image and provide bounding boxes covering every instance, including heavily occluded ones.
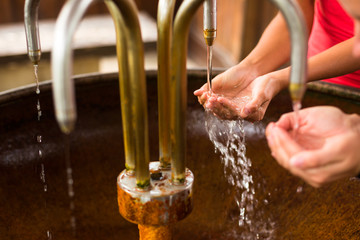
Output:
[34,65,52,240]
[292,100,302,138]
[205,110,274,239]
[64,134,77,237]
[206,45,213,93]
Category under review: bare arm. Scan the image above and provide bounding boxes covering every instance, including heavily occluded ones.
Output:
[241,0,315,76]
[269,37,360,87]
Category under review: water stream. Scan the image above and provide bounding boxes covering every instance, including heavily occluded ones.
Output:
[206,45,213,93]
[64,134,77,237]
[205,110,274,239]
[34,64,52,239]
[292,100,302,139]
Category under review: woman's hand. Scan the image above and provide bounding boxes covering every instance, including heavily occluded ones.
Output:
[194,66,288,122]
[266,106,360,187]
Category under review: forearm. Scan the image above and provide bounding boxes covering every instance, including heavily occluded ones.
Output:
[240,13,292,76]
[307,38,360,82]
[240,0,315,77]
[267,37,360,94]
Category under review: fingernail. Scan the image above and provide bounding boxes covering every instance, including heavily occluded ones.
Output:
[290,156,303,167]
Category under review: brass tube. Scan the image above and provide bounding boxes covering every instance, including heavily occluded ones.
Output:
[157,0,176,169]
[105,1,135,173]
[110,0,150,188]
[171,0,204,184]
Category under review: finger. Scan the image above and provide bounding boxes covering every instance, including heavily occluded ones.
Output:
[275,112,297,131]
[268,124,303,169]
[207,99,234,120]
[242,98,268,122]
[198,92,210,105]
[216,97,242,119]
[289,143,339,170]
[194,88,205,96]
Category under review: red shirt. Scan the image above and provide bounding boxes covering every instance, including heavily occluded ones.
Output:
[308,0,360,88]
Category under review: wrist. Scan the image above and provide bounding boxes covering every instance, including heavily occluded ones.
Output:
[265,68,290,97]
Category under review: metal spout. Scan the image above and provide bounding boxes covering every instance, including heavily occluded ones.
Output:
[269,0,308,102]
[24,0,41,64]
[203,0,217,46]
[51,0,150,188]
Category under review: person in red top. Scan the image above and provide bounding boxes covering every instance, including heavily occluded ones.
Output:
[265,0,360,187]
[309,0,360,88]
[194,0,360,187]
[194,0,360,122]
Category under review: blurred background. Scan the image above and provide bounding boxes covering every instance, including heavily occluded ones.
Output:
[0,0,277,92]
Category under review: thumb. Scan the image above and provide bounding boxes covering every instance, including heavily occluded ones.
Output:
[290,147,334,170]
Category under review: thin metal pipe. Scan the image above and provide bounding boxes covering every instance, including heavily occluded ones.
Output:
[110,0,150,188]
[105,0,136,173]
[51,0,149,188]
[157,0,176,169]
[24,0,41,64]
[269,0,308,102]
[171,0,205,184]
[203,0,216,46]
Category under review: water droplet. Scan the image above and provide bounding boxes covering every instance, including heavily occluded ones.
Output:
[37,135,42,143]
[47,230,52,240]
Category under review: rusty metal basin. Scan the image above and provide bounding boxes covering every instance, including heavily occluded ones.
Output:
[0,69,359,239]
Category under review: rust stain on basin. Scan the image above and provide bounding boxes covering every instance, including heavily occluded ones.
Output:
[0,70,359,239]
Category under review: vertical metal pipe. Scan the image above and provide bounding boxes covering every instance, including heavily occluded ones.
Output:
[51,0,149,188]
[110,0,150,188]
[171,0,205,184]
[269,0,308,102]
[157,0,176,169]
[105,0,136,173]
[24,0,41,64]
[203,0,216,46]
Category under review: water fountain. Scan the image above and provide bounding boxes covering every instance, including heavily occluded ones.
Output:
[6,0,358,239]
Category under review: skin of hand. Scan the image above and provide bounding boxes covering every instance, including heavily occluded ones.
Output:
[194,0,315,121]
[265,106,360,188]
[194,66,288,121]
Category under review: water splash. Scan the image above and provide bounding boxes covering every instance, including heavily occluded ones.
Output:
[205,110,274,239]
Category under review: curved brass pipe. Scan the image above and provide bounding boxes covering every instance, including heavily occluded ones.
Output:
[157,0,176,169]
[51,0,150,188]
[170,0,205,184]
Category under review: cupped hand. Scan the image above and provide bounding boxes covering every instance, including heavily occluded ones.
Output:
[265,106,360,187]
[194,66,286,122]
